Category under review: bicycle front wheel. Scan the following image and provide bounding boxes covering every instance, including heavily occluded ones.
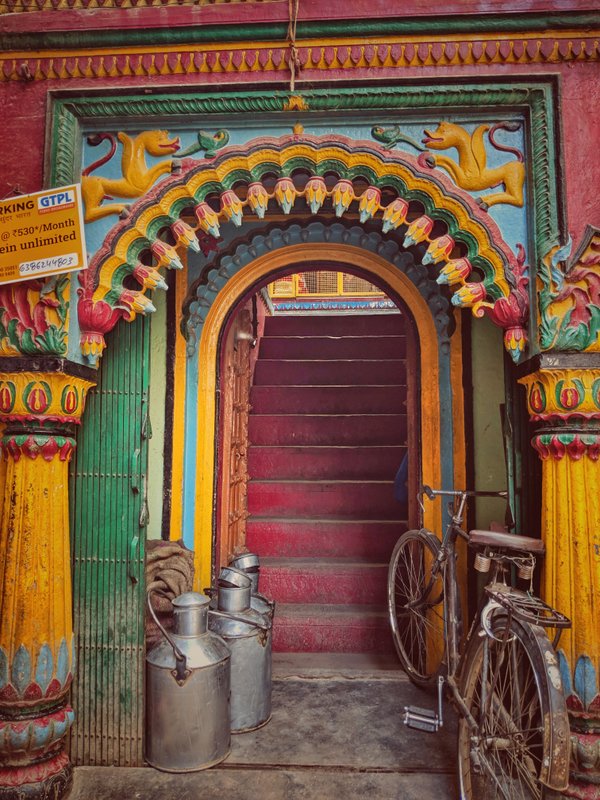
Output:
[457,615,570,799]
[387,528,445,686]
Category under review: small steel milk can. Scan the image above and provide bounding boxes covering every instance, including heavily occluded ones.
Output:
[209,573,272,733]
[146,591,231,771]
[229,553,276,621]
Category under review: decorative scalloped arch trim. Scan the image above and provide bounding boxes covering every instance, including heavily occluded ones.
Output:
[78,134,528,364]
[182,221,451,357]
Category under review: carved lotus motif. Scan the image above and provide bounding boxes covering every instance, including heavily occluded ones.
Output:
[247,183,269,219]
[381,198,409,233]
[331,179,354,217]
[193,203,221,239]
[451,282,487,308]
[305,177,327,214]
[423,234,455,266]
[220,190,244,227]
[274,177,296,215]
[403,215,434,248]
[437,257,472,286]
[171,220,200,253]
[358,186,381,223]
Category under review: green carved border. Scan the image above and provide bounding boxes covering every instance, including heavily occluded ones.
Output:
[48,79,563,262]
[4,12,599,52]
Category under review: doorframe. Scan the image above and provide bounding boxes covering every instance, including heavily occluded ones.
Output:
[189,242,465,592]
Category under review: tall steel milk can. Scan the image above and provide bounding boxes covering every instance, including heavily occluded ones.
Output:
[146,591,231,771]
[209,578,272,733]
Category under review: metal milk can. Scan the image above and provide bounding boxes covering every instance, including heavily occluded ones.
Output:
[229,553,276,622]
[146,591,231,772]
[209,574,272,733]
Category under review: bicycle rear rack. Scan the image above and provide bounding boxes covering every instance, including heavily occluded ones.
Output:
[485,584,571,629]
[403,675,445,733]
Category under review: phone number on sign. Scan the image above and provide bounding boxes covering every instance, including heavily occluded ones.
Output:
[19,253,78,276]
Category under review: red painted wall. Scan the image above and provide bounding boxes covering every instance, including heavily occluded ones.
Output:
[1,1,598,34]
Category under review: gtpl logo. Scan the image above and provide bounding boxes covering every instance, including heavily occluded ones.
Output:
[37,190,75,213]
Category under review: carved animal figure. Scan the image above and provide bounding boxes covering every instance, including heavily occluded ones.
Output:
[81,130,180,222]
[371,125,425,152]
[421,121,525,208]
[177,129,230,159]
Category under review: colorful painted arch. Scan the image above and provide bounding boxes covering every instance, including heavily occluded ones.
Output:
[80,134,529,364]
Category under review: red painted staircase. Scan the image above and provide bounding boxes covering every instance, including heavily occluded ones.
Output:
[246,313,409,654]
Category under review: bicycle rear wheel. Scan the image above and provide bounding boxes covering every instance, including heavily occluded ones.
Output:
[387,528,445,686]
[457,615,570,799]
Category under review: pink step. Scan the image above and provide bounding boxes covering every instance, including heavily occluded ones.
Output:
[246,518,405,560]
[250,385,406,414]
[259,335,406,360]
[248,414,407,446]
[248,445,405,480]
[253,359,406,386]
[260,558,388,604]
[264,314,406,337]
[272,603,395,653]
[247,480,401,519]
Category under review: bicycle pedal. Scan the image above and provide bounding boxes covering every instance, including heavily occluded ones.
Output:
[403,705,440,733]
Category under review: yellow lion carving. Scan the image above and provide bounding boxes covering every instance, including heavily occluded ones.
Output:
[81,130,180,222]
[422,121,525,208]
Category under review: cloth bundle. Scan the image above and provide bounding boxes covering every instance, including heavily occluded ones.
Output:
[145,539,195,648]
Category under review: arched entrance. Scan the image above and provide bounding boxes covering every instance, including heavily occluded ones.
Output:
[69,134,527,754]
[79,134,527,591]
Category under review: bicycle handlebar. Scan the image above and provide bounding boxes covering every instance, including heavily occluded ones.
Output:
[421,485,507,500]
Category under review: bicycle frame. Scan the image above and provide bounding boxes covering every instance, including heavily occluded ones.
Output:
[415,485,571,794]
[419,485,506,681]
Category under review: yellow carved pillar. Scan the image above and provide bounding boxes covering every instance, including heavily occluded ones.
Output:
[521,369,600,798]
[0,369,95,800]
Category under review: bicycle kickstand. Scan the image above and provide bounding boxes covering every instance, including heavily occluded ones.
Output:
[403,675,445,733]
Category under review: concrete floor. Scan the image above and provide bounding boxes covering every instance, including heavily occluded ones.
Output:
[71,655,456,800]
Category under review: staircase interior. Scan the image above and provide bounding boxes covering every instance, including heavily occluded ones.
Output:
[246,312,410,654]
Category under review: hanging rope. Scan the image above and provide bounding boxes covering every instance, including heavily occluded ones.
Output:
[287,0,301,93]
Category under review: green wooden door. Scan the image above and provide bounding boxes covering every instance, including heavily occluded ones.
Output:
[69,316,150,766]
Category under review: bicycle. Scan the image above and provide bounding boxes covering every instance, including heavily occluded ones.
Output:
[387,485,572,800]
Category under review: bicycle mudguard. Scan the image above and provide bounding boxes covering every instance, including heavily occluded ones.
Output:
[533,624,571,792]
[459,614,571,792]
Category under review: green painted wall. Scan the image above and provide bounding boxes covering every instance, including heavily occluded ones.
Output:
[470,317,507,529]
[147,290,167,540]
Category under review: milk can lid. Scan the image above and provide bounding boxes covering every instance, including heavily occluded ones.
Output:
[230,552,260,571]
[172,592,210,609]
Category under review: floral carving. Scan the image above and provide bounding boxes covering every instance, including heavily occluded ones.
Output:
[539,226,600,351]
[1,433,77,462]
[472,244,529,363]
[77,268,126,365]
[0,277,69,356]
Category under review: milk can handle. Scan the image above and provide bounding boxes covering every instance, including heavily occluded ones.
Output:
[147,591,190,685]
[208,608,271,632]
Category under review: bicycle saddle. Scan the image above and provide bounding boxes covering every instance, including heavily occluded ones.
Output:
[469,529,545,555]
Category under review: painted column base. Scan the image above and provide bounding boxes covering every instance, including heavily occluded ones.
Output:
[0,751,72,800]
[0,700,74,800]
[564,713,600,799]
